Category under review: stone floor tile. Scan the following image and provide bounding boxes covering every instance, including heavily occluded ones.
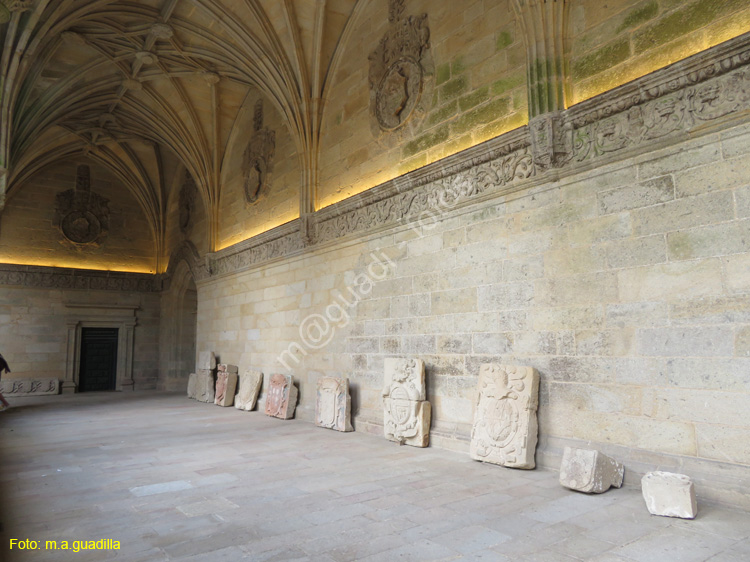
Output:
[1,392,748,562]
[612,527,738,562]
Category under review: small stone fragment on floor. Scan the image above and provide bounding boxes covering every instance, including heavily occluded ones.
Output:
[559,446,624,493]
[641,471,697,519]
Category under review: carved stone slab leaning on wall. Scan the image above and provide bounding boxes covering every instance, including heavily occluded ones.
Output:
[382,358,431,447]
[235,370,263,411]
[265,373,298,420]
[315,376,353,432]
[470,364,539,469]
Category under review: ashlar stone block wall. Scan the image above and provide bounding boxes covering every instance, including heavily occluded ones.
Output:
[196,121,750,508]
[571,0,750,103]
[0,283,160,389]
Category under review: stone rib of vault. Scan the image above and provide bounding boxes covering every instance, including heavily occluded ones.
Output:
[559,446,624,493]
[315,376,353,432]
[382,358,431,447]
[235,370,263,411]
[470,364,539,469]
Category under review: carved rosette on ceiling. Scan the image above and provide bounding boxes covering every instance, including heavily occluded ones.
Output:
[242,99,276,205]
[178,173,197,237]
[54,165,110,247]
[368,0,433,140]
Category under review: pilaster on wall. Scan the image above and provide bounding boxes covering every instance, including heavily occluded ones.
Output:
[512,0,571,118]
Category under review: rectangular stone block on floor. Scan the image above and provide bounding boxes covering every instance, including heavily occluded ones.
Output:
[0,378,60,396]
[195,370,215,403]
[316,376,353,432]
[641,471,697,519]
[265,373,298,419]
[235,370,262,411]
[470,364,539,469]
[198,351,216,371]
[382,358,431,447]
[559,446,624,493]
[187,373,197,399]
[214,371,238,407]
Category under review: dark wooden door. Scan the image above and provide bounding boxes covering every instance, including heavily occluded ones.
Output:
[79,328,118,392]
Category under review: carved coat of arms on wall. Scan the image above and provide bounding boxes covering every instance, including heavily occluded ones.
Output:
[242,99,276,204]
[368,0,433,138]
[54,164,109,246]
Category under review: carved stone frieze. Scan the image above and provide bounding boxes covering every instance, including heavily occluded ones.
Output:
[207,221,304,277]
[569,65,750,164]
[0,263,159,292]
[316,142,534,244]
[55,165,110,246]
[369,0,432,135]
[529,112,573,171]
[242,99,276,204]
[0,378,60,396]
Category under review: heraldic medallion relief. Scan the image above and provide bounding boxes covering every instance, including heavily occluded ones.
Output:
[470,364,540,469]
[382,357,431,447]
[265,373,298,420]
[242,99,276,205]
[368,0,433,138]
[54,165,110,246]
[315,376,353,432]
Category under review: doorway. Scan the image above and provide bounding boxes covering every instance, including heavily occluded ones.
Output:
[79,327,119,392]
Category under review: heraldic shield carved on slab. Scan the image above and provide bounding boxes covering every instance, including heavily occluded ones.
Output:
[470,364,539,469]
[382,357,431,447]
[316,376,353,432]
[265,373,298,420]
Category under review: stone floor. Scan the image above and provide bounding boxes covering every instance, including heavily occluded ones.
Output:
[1,392,749,562]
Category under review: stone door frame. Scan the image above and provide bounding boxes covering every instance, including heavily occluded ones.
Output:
[63,302,138,393]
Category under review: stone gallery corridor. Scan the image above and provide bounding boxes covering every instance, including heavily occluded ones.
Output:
[2,392,750,562]
[2,0,750,559]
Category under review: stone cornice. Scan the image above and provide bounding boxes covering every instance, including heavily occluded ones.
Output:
[0,263,160,292]
[206,219,304,278]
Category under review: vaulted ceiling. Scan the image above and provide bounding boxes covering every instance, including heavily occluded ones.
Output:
[0,0,361,259]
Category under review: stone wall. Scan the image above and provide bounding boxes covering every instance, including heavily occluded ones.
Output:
[197,120,750,507]
[0,268,160,390]
[571,0,750,103]
[317,0,527,208]
[0,160,156,273]
[217,89,301,248]
[194,34,750,508]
